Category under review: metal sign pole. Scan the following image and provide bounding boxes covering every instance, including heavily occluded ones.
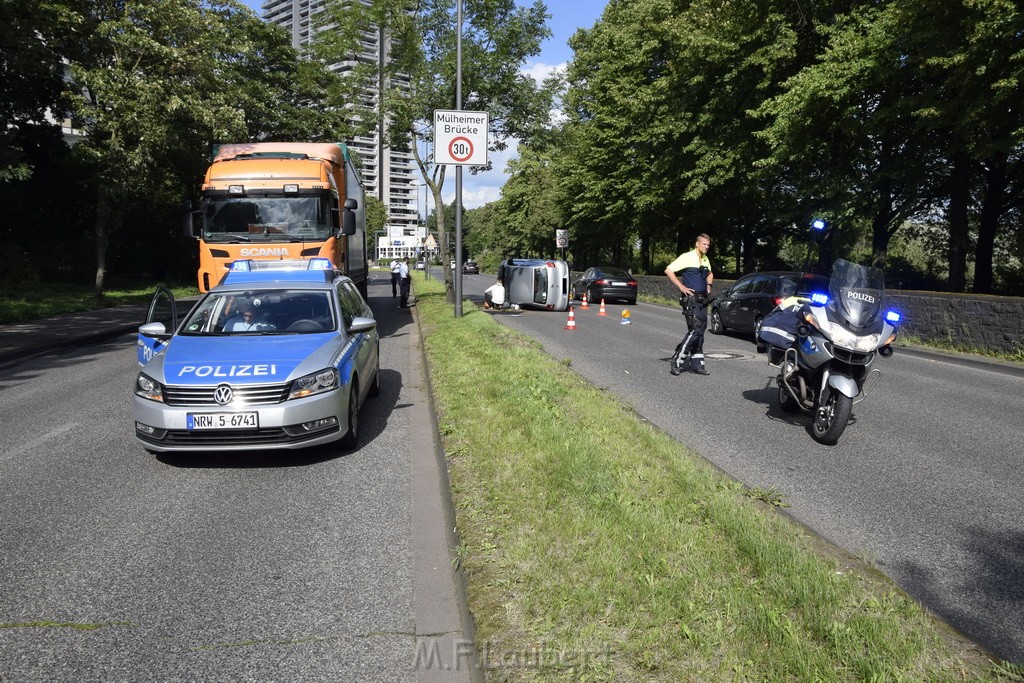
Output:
[454,0,464,318]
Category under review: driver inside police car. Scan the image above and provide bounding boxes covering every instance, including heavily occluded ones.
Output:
[224,300,275,332]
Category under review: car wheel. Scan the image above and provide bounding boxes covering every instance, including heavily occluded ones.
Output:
[339,383,359,451]
[709,308,724,334]
[627,299,637,306]
[753,315,765,350]
[368,351,381,398]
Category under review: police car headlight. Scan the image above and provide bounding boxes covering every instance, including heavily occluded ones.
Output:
[288,368,339,400]
[135,373,165,402]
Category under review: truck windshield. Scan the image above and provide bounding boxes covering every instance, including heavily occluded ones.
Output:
[201,197,332,241]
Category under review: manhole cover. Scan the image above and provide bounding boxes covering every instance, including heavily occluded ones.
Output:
[706,352,753,360]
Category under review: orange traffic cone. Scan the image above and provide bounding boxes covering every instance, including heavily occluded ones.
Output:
[597,299,608,316]
[564,306,578,330]
[581,292,589,309]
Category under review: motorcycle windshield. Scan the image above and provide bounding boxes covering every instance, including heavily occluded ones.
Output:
[828,259,885,328]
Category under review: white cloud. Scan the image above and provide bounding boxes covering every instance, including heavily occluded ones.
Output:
[523,61,567,84]
[440,140,520,209]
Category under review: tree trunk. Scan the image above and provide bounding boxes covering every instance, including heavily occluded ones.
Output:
[93,185,113,301]
[434,192,454,304]
[870,179,895,270]
[974,154,1007,293]
[947,152,971,292]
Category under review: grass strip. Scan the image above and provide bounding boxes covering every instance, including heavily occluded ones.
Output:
[0,281,198,325]
[413,273,1014,681]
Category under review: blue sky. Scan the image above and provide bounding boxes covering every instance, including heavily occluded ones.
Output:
[240,0,607,210]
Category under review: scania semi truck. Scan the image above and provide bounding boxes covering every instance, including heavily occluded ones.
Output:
[184,142,367,295]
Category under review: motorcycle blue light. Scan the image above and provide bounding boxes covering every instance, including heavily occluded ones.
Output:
[810,292,829,305]
[885,310,901,323]
[229,260,252,271]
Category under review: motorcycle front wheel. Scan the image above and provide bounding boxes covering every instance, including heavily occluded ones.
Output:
[811,391,853,445]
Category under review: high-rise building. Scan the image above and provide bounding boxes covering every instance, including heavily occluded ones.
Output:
[261,0,424,261]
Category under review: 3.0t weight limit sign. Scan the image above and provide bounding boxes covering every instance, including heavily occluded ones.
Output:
[434,110,489,166]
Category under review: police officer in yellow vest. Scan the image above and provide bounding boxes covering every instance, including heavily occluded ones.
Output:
[665,233,714,375]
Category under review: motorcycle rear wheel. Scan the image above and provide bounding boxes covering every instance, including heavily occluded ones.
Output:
[778,383,800,413]
[811,392,853,445]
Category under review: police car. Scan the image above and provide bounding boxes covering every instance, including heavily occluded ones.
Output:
[133,258,380,453]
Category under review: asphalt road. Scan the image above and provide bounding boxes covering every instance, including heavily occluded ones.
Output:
[456,268,1024,664]
[0,276,474,683]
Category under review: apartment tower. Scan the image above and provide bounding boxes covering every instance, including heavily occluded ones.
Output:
[261,0,422,258]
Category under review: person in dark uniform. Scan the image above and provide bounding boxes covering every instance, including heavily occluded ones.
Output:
[665,233,714,375]
[398,257,411,308]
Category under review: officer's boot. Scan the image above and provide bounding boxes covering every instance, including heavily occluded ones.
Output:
[690,353,709,375]
[671,352,691,376]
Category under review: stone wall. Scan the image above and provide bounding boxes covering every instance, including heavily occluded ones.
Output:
[619,273,1024,355]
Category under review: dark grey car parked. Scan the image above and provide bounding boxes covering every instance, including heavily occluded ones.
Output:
[709,271,829,345]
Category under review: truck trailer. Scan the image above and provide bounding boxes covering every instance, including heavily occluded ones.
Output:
[185,142,367,295]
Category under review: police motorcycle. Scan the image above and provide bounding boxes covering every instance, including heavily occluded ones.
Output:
[760,259,901,445]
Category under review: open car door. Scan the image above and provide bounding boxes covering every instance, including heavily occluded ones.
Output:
[136,286,178,366]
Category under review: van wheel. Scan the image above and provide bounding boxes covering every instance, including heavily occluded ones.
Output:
[339,383,359,451]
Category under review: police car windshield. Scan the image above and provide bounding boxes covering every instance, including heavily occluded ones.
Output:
[181,289,336,335]
[201,197,332,241]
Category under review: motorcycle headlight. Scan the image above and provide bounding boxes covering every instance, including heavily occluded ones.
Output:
[288,368,339,400]
[135,373,165,402]
[826,322,881,352]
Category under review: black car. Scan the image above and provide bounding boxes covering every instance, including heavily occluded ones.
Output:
[571,267,638,305]
[710,271,829,343]
[462,260,479,274]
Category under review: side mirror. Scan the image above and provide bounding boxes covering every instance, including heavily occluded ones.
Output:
[340,198,358,236]
[347,316,377,334]
[139,322,169,338]
[181,200,197,239]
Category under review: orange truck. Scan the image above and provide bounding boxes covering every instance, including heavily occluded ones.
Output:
[184,142,367,294]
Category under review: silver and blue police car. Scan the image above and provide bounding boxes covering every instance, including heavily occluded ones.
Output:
[133,258,380,453]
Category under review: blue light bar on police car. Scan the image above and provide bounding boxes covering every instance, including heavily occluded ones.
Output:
[229,259,253,271]
[810,292,829,305]
[885,310,901,323]
[306,258,334,270]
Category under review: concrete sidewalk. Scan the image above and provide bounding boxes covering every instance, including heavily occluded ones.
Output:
[0,304,151,364]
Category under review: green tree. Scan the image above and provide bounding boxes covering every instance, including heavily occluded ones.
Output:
[314,0,552,303]
[896,0,1024,292]
[0,0,76,182]
[59,0,352,295]
[365,195,388,236]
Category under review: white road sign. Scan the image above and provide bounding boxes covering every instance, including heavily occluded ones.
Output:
[434,110,489,166]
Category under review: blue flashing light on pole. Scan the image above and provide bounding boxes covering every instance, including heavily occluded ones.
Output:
[811,218,828,232]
